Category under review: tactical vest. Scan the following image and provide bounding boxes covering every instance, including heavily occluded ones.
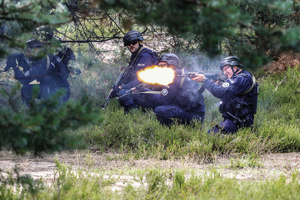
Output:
[220,71,258,126]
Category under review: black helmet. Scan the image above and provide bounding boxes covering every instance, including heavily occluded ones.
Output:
[26,39,43,48]
[37,26,54,41]
[123,30,144,46]
[159,53,180,68]
[57,47,75,62]
[219,56,242,70]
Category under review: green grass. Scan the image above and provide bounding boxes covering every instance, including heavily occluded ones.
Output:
[76,67,300,161]
[229,154,262,169]
[1,163,299,200]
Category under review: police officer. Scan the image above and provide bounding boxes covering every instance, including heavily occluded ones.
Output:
[117,30,158,111]
[192,56,259,133]
[4,39,44,104]
[136,53,205,125]
[5,39,71,105]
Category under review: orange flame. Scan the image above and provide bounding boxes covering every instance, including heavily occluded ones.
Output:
[137,66,175,86]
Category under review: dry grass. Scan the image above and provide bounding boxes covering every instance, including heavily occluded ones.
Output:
[264,52,300,74]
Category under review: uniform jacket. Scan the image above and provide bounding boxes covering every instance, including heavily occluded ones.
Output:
[120,46,158,89]
[5,53,70,99]
[148,68,205,114]
[203,69,258,126]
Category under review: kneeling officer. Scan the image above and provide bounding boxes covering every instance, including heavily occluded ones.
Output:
[192,56,258,134]
[137,53,206,125]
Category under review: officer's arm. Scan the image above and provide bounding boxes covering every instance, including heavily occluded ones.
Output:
[13,67,34,84]
[203,76,252,99]
[4,55,17,71]
[48,55,69,79]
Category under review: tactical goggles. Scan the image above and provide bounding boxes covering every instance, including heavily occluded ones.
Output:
[124,40,138,46]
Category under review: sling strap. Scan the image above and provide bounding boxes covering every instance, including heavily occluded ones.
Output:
[28,56,50,85]
[128,47,145,70]
[240,72,256,95]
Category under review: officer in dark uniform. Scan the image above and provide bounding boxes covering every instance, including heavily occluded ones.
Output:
[4,39,71,105]
[135,53,205,125]
[4,39,44,104]
[117,30,158,111]
[192,56,259,133]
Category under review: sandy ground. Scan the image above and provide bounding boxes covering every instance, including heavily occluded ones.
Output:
[1,151,299,186]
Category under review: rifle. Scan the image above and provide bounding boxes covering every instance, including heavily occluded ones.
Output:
[177,72,222,81]
[102,66,131,109]
[178,72,227,94]
[102,47,145,109]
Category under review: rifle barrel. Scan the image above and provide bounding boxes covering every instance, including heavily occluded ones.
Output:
[177,72,219,80]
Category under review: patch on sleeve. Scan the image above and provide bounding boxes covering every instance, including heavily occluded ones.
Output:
[24,71,30,76]
[222,82,230,88]
[29,79,40,85]
[17,65,24,72]
[137,63,145,67]
[56,57,62,63]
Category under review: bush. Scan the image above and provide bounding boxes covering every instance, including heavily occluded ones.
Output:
[0,84,102,155]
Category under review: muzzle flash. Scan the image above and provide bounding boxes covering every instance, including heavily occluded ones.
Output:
[137,66,175,86]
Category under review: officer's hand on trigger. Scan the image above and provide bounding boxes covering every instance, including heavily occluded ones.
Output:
[191,74,206,83]
[131,87,138,94]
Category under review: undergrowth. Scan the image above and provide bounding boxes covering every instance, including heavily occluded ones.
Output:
[1,163,299,200]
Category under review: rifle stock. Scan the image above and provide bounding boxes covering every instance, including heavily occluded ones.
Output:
[102,88,114,109]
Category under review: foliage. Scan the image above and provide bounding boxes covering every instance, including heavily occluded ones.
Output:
[229,154,262,169]
[1,0,299,69]
[1,164,299,199]
[0,84,102,155]
[0,166,44,198]
[98,0,300,68]
[68,53,127,107]
[0,0,70,56]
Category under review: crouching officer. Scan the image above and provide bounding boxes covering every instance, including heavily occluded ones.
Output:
[116,30,158,111]
[137,53,205,125]
[192,56,258,134]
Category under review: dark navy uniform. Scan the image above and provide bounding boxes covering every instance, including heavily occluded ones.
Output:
[5,53,70,105]
[203,69,258,133]
[152,71,205,125]
[131,52,205,125]
[134,67,205,125]
[117,46,158,110]
[116,30,158,111]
